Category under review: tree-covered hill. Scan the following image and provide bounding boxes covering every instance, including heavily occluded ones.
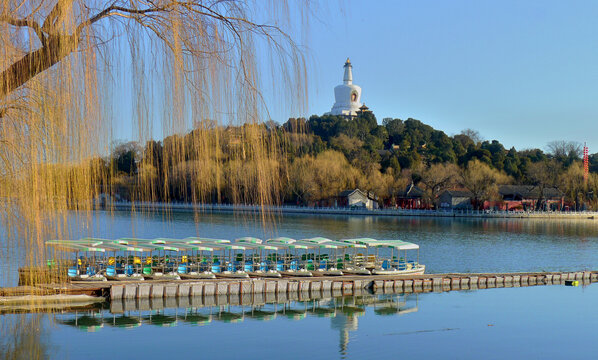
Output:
[102,111,598,210]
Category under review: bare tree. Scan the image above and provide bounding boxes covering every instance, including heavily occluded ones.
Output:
[416,162,459,204]
[526,159,562,210]
[460,128,483,145]
[459,159,510,209]
[546,140,582,160]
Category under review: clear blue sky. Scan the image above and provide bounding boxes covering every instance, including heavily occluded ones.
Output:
[111,0,598,153]
[291,0,598,152]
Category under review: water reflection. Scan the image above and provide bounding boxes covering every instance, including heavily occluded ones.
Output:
[50,292,418,355]
[0,315,50,359]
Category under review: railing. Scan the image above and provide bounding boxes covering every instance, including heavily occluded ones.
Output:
[102,201,598,218]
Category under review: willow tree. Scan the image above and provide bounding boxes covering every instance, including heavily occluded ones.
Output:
[0,0,310,284]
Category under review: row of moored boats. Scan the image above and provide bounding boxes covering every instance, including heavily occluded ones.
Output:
[45,236,425,281]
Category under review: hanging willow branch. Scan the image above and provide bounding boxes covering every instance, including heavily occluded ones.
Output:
[0,0,301,100]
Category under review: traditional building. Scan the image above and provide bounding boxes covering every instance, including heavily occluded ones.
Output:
[336,189,378,210]
[494,185,564,211]
[437,190,474,210]
[327,58,363,117]
[395,183,427,209]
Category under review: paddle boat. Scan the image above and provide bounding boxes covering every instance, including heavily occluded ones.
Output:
[297,238,344,276]
[167,242,216,279]
[368,240,425,275]
[45,241,107,282]
[119,239,182,280]
[201,242,250,279]
[93,240,148,281]
[265,239,313,277]
[235,239,282,278]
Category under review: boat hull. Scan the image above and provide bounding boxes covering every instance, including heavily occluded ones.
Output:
[247,271,282,278]
[310,269,344,277]
[372,265,425,276]
[214,271,250,279]
[105,274,144,281]
[143,272,181,280]
[70,274,107,282]
[342,267,371,275]
[179,272,216,279]
[280,270,313,277]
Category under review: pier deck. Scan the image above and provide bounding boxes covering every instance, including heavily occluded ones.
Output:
[5,270,596,301]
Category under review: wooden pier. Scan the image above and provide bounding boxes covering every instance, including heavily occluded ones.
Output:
[4,271,596,303]
[106,270,598,300]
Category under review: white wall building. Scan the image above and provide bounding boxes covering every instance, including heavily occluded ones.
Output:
[327,58,362,117]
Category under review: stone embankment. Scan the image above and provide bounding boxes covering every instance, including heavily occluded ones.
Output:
[108,201,598,220]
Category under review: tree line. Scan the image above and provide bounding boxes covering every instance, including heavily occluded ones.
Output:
[98,111,598,210]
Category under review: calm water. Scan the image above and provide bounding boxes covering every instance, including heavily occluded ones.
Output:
[2,285,598,359]
[77,210,598,274]
[3,210,598,282]
[2,211,598,359]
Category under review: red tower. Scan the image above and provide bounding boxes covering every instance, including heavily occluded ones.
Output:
[583,143,589,183]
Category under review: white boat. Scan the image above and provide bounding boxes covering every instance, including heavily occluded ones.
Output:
[215,271,250,279]
[342,267,371,275]
[71,274,108,282]
[143,272,181,280]
[279,269,313,277]
[310,268,343,276]
[372,265,426,276]
[179,271,216,279]
[247,270,282,278]
[105,273,144,281]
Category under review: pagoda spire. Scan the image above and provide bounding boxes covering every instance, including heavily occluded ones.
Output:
[343,58,353,85]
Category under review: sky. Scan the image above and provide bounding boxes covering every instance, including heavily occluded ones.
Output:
[289,0,598,152]
[110,0,598,153]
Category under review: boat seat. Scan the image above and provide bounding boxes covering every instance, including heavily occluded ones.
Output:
[68,267,78,277]
[107,266,117,277]
[260,262,268,272]
[125,264,135,276]
[381,260,391,270]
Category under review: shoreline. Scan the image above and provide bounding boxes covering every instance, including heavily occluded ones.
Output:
[105,201,598,220]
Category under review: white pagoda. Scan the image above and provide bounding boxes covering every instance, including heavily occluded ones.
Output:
[327,58,362,117]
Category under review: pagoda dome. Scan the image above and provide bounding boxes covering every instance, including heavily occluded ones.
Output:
[328,58,362,116]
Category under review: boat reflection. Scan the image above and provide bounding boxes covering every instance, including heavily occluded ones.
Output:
[52,293,418,336]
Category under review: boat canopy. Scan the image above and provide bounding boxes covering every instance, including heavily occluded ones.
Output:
[183,237,230,244]
[200,242,247,251]
[236,237,263,244]
[118,238,166,245]
[46,239,104,247]
[96,243,152,253]
[82,237,130,245]
[165,243,216,252]
[301,237,333,244]
[372,240,419,250]
[293,241,338,249]
[141,243,181,252]
[265,237,296,244]
[46,242,106,253]
[322,240,367,249]
[44,237,420,252]
[266,241,312,250]
[341,238,380,245]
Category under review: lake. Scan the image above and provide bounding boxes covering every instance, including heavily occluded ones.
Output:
[1,210,598,359]
[2,284,597,359]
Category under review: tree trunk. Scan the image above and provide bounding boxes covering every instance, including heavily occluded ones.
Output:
[0,35,77,99]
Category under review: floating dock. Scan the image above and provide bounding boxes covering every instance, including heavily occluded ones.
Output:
[82,270,598,300]
[4,271,596,304]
